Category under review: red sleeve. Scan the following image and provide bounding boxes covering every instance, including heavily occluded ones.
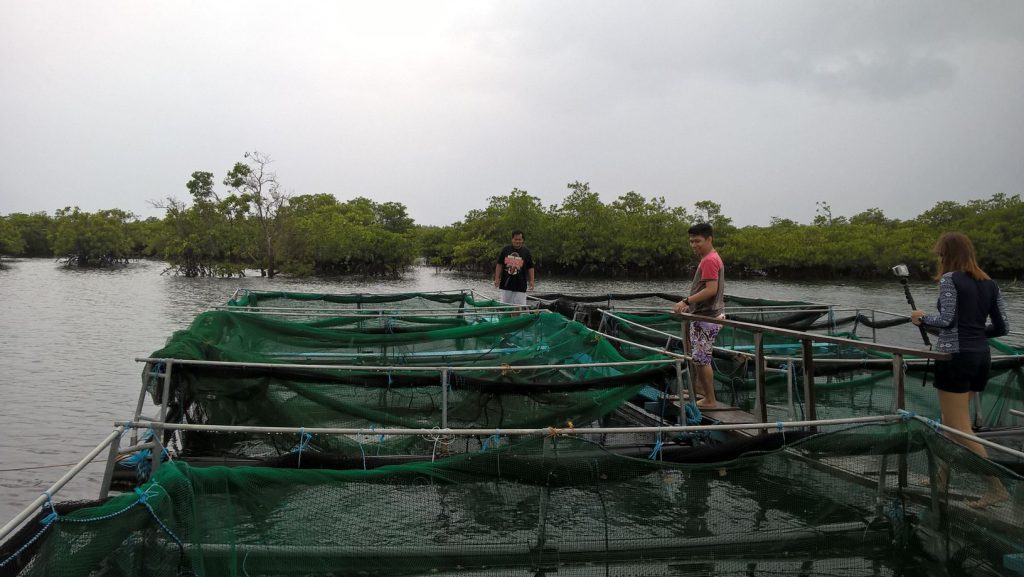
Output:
[698,254,721,281]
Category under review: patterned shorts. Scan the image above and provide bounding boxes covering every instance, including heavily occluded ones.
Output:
[499,289,528,306]
[689,320,721,366]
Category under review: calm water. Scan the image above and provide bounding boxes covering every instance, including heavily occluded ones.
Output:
[1,257,1021,523]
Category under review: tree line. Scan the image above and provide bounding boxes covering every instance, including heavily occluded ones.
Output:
[1,154,1021,279]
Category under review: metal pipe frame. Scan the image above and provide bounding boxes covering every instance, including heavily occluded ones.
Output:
[902,411,1024,460]
[134,357,681,372]
[0,427,125,543]
[213,305,535,317]
[670,311,949,359]
[121,413,901,436]
[117,412,1024,460]
[7,410,1018,548]
[151,520,879,560]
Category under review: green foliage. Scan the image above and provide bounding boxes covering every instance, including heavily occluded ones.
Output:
[6,181,1022,280]
[222,151,288,277]
[277,194,416,276]
[413,225,455,267]
[186,171,217,202]
[155,191,251,277]
[0,216,27,257]
[50,207,134,267]
[849,208,891,226]
[693,200,735,240]
[128,217,163,257]
[434,183,701,277]
[438,189,1022,279]
[725,195,1021,278]
[5,212,53,256]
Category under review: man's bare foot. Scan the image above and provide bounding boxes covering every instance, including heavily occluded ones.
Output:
[695,399,717,408]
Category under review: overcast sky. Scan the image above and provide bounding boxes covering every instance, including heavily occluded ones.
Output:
[2,1,1022,227]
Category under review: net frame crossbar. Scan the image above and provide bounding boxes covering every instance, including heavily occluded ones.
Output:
[5,411,1023,549]
[214,304,534,317]
[134,332,697,446]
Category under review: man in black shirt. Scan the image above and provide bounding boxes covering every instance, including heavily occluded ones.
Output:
[494,230,535,306]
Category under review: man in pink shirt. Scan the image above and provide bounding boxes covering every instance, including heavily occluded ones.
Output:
[672,223,725,408]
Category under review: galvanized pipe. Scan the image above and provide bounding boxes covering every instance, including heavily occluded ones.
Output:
[904,412,1024,460]
[119,414,901,437]
[135,357,681,372]
[0,427,125,543]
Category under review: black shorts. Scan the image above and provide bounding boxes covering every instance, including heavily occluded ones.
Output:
[933,350,991,394]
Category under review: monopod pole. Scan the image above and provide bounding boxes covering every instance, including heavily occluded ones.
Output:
[899,278,931,347]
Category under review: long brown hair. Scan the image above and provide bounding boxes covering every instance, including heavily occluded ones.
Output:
[933,232,990,281]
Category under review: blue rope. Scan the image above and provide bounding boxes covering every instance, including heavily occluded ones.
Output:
[41,491,58,525]
[133,482,189,571]
[684,402,702,425]
[480,431,502,453]
[121,428,169,483]
[368,424,385,451]
[648,435,664,460]
[57,499,142,524]
[776,420,787,444]
[1,482,176,570]
[291,428,313,468]
[0,520,55,569]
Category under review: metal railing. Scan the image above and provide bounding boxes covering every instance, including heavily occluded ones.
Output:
[132,354,691,432]
[6,409,1024,547]
[599,309,952,427]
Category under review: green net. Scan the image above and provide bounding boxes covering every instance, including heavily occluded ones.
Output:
[536,293,851,331]
[145,311,677,459]
[605,310,1024,435]
[228,289,505,310]
[7,420,1022,577]
[225,290,515,325]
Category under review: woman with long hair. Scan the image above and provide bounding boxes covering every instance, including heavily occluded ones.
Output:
[911,232,1010,508]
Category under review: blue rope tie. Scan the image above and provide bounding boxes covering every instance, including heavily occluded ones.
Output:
[647,435,664,460]
[131,482,187,560]
[58,498,141,524]
[41,491,59,525]
[480,431,502,453]
[898,409,915,422]
[139,498,187,567]
[684,402,702,425]
[291,428,313,468]
[1,479,189,569]
[776,420,787,444]
[925,416,941,431]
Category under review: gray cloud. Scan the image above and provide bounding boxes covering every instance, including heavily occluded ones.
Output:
[1,1,1022,227]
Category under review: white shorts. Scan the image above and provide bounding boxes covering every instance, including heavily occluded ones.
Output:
[499,290,528,306]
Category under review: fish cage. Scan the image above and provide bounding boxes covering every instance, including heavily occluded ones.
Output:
[1,416,1022,577]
